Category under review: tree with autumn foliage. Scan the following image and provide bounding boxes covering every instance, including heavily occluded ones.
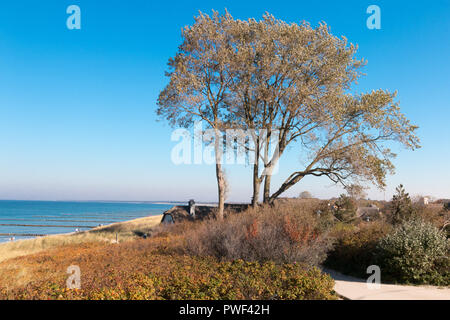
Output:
[157,11,238,219]
[157,10,420,214]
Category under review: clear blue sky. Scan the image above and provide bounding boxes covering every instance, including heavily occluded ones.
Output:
[0,0,449,202]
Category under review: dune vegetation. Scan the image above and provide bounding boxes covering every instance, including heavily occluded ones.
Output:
[0,203,339,300]
[0,215,162,264]
[0,189,448,300]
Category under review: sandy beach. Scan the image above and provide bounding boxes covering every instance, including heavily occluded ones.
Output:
[0,214,164,263]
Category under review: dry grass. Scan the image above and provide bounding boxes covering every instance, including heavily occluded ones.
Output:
[0,215,162,264]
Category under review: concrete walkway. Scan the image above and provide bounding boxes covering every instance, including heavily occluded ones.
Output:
[322,268,450,300]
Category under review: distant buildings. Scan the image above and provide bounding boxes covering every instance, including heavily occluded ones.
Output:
[356,204,381,221]
[416,196,431,205]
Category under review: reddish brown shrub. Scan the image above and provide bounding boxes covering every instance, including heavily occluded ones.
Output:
[181,203,333,266]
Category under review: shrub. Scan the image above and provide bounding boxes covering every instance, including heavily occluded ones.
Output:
[313,201,339,231]
[334,194,357,222]
[376,219,449,285]
[444,202,450,211]
[182,203,333,266]
[324,221,391,277]
[389,184,415,225]
[0,253,336,300]
[158,259,336,300]
[416,205,450,231]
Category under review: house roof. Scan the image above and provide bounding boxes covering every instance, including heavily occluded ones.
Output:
[356,207,381,218]
[161,204,249,223]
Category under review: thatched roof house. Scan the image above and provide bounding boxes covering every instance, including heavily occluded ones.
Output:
[356,205,381,221]
[161,203,249,224]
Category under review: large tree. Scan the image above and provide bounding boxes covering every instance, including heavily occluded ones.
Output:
[223,13,420,204]
[158,11,420,211]
[157,11,238,219]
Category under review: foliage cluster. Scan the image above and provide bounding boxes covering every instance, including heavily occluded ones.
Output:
[376,219,449,285]
[326,218,449,286]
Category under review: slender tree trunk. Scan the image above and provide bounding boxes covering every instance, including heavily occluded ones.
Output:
[215,162,225,219]
[263,130,285,204]
[262,129,272,204]
[251,164,261,208]
[268,172,305,203]
[251,136,261,208]
[214,129,225,219]
[263,169,272,204]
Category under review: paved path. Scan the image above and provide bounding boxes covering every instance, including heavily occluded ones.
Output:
[322,268,450,300]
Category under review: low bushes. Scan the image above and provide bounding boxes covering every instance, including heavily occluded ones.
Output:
[180,203,333,266]
[444,202,450,211]
[3,197,448,300]
[376,219,449,285]
[0,243,336,300]
[325,218,449,286]
[324,221,391,277]
[333,194,357,222]
[158,259,336,300]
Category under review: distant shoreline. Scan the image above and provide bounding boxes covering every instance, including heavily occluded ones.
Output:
[0,199,252,206]
[0,201,174,244]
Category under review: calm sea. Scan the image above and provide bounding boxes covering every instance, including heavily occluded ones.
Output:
[0,200,175,243]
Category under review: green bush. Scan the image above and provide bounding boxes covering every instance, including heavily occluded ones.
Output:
[334,194,357,223]
[324,222,391,277]
[376,219,449,285]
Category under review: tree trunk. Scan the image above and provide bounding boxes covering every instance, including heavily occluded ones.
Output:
[251,135,261,208]
[251,163,261,208]
[215,162,225,219]
[262,129,272,204]
[268,172,305,203]
[263,170,272,204]
[262,130,286,204]
[214,129,225,220]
